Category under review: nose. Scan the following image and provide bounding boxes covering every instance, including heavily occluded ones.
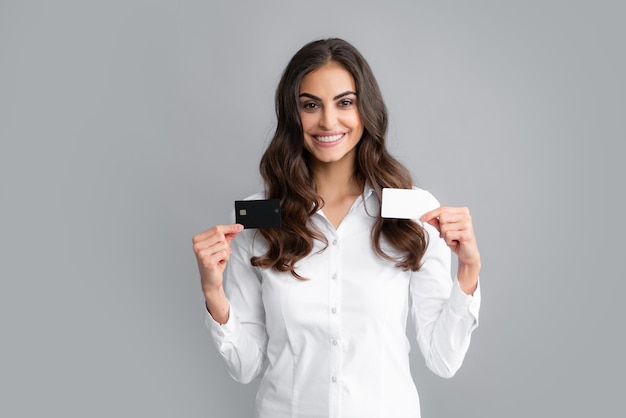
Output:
[318,106,337,130]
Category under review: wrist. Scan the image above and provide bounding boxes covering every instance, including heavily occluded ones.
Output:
[203,283,225,300]
[458,260,480,276]
[204,286,230,325]
[457,261,480,295]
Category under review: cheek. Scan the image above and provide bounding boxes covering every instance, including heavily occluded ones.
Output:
[302,136,315,154]
[299,112,316,131]
[348,111,364,132]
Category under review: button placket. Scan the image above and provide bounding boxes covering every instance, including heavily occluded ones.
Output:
[328,233,342,416]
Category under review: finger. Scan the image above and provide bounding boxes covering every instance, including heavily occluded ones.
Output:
[223,224,244,243]
[439,222,472,236]
[442,206,470,214]
[425,218,441,234]
[193,230,235,256]
[441,230,472,245]
[419,208,442,232]
[193,235,218,255]
[422,206,471,220]
[197,246,232,270]
[440,230,480,265]
[192,227,217,244]
[193,224,243,245]
[427,207,473,230]
[196,237,230,256]
[439,212,470,225]
[420,207,442,223]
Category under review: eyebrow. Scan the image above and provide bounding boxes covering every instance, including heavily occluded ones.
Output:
[298,91,357,101]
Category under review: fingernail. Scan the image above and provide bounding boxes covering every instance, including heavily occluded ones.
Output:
[236,224,244,231]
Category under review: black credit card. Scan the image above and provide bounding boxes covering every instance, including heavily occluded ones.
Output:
[235,199,281,229]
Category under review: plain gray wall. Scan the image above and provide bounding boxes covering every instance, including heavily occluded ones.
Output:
[1,0,624,417]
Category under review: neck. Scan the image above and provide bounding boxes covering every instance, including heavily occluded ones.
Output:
[310,153,362,202]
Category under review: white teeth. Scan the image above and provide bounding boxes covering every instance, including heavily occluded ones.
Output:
[314,134,343,143]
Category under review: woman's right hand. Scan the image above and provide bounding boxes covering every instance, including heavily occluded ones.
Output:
[192,224,244,297]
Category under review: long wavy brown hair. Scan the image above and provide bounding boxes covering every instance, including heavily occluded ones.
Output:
[250,38,427,279]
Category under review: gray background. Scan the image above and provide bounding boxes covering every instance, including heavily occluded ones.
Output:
[1,0,624,417]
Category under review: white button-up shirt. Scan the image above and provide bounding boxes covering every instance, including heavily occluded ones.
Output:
[206,186,480,418]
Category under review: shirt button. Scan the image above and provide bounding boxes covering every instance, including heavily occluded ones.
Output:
[331,307,337,314]
[331,273,337,280]
[331,376,337,382]
[332,339,338,346]
[332,239,337,246]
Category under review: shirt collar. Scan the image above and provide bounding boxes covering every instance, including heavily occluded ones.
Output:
[362,182,376,200]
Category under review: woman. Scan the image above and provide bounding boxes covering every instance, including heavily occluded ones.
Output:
[193,38,481,418]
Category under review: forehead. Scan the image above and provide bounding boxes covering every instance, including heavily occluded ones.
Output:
[299,61,356,95]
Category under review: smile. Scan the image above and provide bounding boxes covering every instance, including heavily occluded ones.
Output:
[314,133,345,143]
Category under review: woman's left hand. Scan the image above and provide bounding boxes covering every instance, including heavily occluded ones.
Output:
[420,206,481,294]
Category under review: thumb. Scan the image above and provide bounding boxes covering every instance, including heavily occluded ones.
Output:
[224,223,244,243]
[419,208,441,232]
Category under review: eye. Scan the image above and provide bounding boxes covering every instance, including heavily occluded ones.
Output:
[301,102,319,111]
[339,99,354,107]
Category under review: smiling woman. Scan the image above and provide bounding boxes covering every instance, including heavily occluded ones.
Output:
[192,38,481,418]
[298,62,364,166]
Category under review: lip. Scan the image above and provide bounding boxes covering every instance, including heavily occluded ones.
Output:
[312,132,346,147]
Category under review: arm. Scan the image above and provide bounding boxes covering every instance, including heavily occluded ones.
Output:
[410,200,481,378]
[420,205,481,295]
[193,225,268,383]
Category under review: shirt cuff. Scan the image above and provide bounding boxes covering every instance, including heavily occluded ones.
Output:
[449,277,481,321]
[204,303,242,344]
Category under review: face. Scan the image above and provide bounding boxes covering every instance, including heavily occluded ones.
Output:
[298,61,364,166]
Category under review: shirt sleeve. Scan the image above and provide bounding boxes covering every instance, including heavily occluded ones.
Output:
[204,230,268,384]
[409,194,481,378]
